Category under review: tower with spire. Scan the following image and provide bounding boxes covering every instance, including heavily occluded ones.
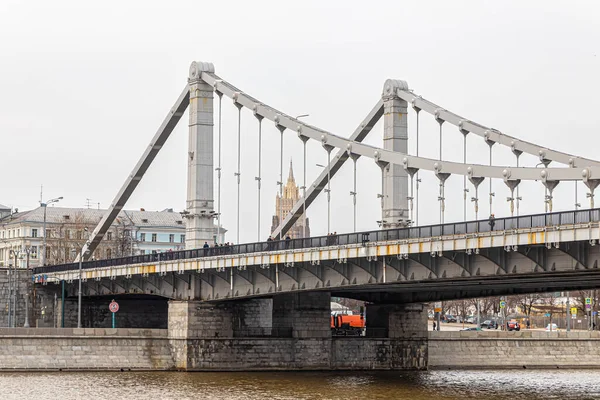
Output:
[271,159,310,238]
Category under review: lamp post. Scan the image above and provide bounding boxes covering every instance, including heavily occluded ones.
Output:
[8,248,22,327]
[23,242,32,328]
[73,227,90,328]
[73,227,89,328]
[41,196,63,266]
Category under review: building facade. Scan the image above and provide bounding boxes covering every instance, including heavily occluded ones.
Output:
[270,161,310,239]
[0,206,226,268]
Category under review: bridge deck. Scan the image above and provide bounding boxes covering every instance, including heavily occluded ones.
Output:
[33,208,600,283]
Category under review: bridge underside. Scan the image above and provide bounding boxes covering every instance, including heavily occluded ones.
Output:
[38,241,600,305]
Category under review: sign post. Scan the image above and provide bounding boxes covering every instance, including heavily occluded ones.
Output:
[434,302,442,331]
[586,298,592,330]
[109,300,119,329]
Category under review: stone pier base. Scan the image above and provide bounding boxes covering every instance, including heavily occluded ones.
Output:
[167,297,429,371]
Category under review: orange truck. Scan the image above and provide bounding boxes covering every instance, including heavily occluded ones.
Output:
[331,314,365,336]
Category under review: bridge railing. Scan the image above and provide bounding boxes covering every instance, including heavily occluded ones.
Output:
[33,208,600,275]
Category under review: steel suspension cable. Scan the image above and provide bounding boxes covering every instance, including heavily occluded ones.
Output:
[415,109,420,226]
[217,92,223,243]
[278,126,284,236]
[302,138,308,238]
[255,115,263,241]
[463,133,467,221]
[235,104,242,244]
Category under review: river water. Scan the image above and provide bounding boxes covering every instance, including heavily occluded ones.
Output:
[1,370,599,399]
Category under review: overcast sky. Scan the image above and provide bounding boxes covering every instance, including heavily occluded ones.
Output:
[1,1,599,243]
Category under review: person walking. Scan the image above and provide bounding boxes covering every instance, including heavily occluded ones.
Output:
[285,235,291,249]
[433,321,437,331]
[488,213,496,230]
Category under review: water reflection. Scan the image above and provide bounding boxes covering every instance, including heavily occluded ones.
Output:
[1,370,600,400]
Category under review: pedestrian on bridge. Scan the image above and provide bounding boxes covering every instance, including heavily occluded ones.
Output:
[489,214,496,230]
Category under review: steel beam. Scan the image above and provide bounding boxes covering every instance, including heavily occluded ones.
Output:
[81,85,190,260]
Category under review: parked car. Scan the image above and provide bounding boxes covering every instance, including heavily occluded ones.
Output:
[461,327,480,331]
[506,320,520,331]
[481,320,498,329]
[466,316,477,324]
[545,323,558,331]
[443,314,457,323]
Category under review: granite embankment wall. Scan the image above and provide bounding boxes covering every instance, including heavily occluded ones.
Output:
[429,331,600,369]
[0,328,173,370]
[3,327,600,371]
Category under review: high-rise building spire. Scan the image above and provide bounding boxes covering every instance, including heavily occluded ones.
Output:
[287,158,294,183]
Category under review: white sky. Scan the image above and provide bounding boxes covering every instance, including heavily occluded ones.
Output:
[1,1,599,243]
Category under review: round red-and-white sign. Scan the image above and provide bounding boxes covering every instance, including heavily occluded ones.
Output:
[109,301,119,313]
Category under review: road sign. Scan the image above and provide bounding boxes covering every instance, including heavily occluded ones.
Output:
[571,307,578,315]
[586,304,591,310]
[572,314,577,319]
[434,302,442,313]
[499,300,506,308]
[109,301,119,313]
[544,313,551,317]
[594,311,598,316]
[586,297,592,305]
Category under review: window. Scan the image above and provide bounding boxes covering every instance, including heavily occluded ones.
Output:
[106,248,112,259]
[141,218,148,223]
[45,229,50,238]
[31,229,38,238]
[180,234,185,243]
[169,234,175,243]
[140,233,146,242]
[107,231,113,240]
[140,250,145,255]
[17,229,20,237]
[77,230,82,240]
[31,246,38,259]
[66,230,71,239]
[151,233,157,242]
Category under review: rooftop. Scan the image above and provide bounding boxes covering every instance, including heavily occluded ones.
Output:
[1,206,186,228]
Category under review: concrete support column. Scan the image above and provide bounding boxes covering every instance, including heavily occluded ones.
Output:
[272,292,331,338]
[186,61,216,249]
[168,301,233,339]
[382,80,410,228]
[365,303,428,369]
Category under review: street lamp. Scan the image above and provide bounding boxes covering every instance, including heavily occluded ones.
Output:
[41,196,63,266]
[8,248,22,327]
[76,227,90,328]
[22,241,32,328]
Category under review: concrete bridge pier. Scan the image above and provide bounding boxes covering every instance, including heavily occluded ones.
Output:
[365,303,428,369]
[272,292,331,338]
[167,293,429,371]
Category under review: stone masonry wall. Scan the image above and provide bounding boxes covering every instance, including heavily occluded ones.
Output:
[57,297,168,329]
[0,328,173,370]
[0,269,30,328]
[177,337,426,371]
[272,292,331,338]
[429,331,600,369]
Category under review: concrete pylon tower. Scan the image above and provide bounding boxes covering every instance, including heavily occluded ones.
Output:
[186,61,216,248]
[381,79,410,228]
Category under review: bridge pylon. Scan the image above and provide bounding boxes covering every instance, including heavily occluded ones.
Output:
[185,61,217,248]
[382,79,410,228]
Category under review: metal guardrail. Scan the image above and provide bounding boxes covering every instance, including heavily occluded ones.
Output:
[33,208,600,275]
